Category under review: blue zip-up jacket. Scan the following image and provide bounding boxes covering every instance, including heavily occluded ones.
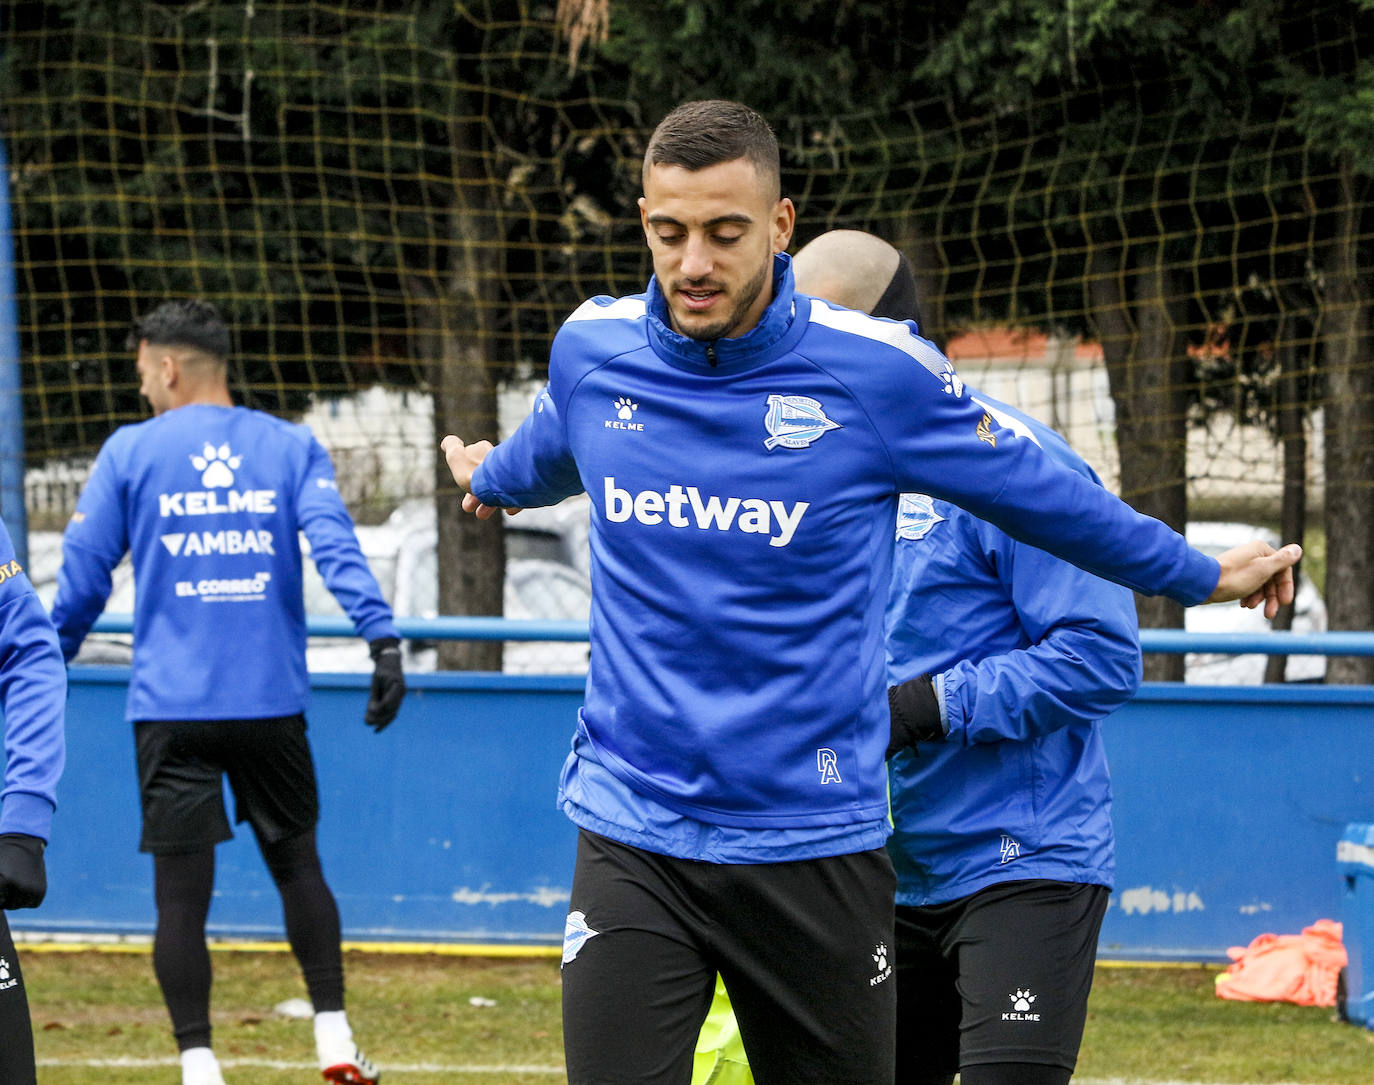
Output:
[51,404,397,721]
[473,255,1216,846]
[886,395,1141,904]
[0,515,66,841]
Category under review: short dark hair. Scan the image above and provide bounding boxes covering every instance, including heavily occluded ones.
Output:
[642,100,780,202]
[127,299,231,360]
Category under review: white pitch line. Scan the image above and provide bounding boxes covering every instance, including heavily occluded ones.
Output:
[37,1056,565,1074]
[1074,1079,1323,1085]
[34,1066,1326,1085]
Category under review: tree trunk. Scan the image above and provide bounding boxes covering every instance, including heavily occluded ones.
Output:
[1086,242,1190,682]
[429,332,505,672]
[1263,331,1308,684]
[414,150,506,672]
[1319,156,1374,685]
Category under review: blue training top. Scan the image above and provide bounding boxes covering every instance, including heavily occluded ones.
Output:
[51,404,397,721]
[473,254,1218,859]
[0,514,67,841]
[886,394,1142,905]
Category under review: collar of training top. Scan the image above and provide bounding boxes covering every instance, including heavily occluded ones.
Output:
[645,253,807,375]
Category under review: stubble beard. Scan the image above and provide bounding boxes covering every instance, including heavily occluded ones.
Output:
[673,258,771,343]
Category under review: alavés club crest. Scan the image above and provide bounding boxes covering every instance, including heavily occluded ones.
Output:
[763,395,842,451]
[896,493,945,540]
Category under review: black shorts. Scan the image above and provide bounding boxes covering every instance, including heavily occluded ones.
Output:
[894,879,1109,1078]
[561,829,897,1085]
[135,714,319,855]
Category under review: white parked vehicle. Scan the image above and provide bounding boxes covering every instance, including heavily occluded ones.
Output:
[303,495,592,675]
[28,492,593,675]
[1182,521,1327,684]
[29,535,138,666]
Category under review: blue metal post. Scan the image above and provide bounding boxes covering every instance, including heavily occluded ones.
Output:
[0,136,29,567]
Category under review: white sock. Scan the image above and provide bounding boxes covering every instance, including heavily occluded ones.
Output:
[180,1046,226,1085]
[314,1009,354,1062]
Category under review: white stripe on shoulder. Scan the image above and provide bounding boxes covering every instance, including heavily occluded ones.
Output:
[565,296,647,323]
[806,298,948,379]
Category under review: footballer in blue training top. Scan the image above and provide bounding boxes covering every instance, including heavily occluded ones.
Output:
[472,257,1214,862]
[441,100,1298,1085]
[0,512,67,1085]
[51,299,395,1085]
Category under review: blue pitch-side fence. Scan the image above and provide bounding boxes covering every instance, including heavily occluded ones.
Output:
[13,620,1374,962]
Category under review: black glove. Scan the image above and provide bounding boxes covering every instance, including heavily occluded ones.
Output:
[0,833,47,910]
[364,636,405,732]
[886,673,944,758]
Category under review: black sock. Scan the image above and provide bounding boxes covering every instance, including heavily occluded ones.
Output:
[152,849,216,1051]
[262,828,345,1011]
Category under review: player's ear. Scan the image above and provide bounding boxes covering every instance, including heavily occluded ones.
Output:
[772,197,796,254]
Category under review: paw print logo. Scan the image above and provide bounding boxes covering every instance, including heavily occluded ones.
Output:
[0,958,10,981]
[614,397,638,421]
[190,442,242,488]
[1010,988,1036,1012]
[939,364,965,398]
[872,943,888,972]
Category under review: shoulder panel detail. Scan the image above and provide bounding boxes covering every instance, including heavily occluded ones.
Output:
[566,296,647,323]
[806,298,950,382]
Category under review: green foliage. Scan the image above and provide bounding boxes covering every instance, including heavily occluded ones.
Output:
[2,0,1370,461]
[1270,0,1374,176]
[593,0,920,120]
[802,0,1370,440]
[0,1,637,456]
[908,0,1294,111]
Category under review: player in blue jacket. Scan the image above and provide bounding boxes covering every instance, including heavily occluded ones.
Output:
[51,300,402,1085]
[799,229,1137,1085]
[441,100,1300,1085]
[0,513,67,1085]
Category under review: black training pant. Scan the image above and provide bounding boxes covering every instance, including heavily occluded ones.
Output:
[561,829,897,1085]
[894,878,1108,1084]
[0,911,36,1084]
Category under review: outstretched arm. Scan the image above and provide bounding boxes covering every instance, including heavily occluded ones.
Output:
[1206,541,1303,618]
[442,381,583,516]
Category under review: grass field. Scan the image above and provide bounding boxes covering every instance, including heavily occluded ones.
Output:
[20,945,1372,1083]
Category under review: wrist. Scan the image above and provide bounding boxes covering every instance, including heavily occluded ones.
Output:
[0,793,55,842]
[369,636,401,660]
[0,833,45,851]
